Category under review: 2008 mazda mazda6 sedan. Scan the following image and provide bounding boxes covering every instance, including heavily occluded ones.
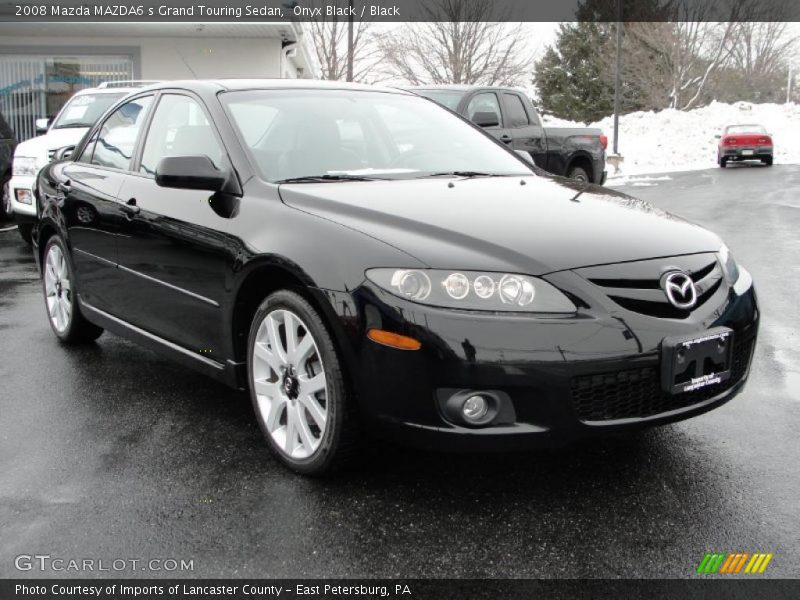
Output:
[33,80,758,474]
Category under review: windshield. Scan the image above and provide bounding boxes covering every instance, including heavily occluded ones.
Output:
[725,124,767,135]
[52,92,125,129]
[221,89,531,183]
[412,89,465,111]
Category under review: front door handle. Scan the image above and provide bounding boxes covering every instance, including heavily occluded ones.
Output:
[119,198,140,217]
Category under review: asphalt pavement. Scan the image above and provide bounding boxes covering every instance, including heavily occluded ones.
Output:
[1,164,798,579]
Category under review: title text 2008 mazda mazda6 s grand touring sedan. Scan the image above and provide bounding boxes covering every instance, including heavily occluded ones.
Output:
[33,80,758,474]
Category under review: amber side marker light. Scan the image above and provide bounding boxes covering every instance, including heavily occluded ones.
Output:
[367,329,422,351]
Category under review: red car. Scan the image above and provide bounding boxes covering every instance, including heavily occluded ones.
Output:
[717,124,773,167]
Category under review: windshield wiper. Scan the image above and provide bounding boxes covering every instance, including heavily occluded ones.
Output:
[418,171,506,179]
[276,174,389,184]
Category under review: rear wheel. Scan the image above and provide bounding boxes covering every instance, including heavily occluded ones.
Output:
[248,290,359,475]
[567,166,590,182]
[719,157,727,168]
[42,236,103,344]
[763,157,773,166]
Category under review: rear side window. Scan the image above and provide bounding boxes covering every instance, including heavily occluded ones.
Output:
[466,93,502,125]
[139,94,224,177]
[503,94,530,128]
[91,96,153,170]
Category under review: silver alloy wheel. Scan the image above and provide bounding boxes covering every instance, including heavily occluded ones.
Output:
[252,308,328,460]
[44,243,72,333]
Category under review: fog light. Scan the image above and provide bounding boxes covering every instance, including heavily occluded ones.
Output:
[15,188,32,205]
[462,395,489,421]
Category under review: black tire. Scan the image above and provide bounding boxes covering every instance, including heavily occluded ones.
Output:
[719,158,727,168]
[247,289,360,475]
[567,166,590,182]
[42,236,104,344]
[1,181,11,221]
[763,157,773,166]
[18,223,33,244]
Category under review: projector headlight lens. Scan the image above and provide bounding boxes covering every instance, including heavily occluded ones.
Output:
[367,269,576,313]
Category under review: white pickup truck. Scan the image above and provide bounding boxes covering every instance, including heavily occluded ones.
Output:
[8,81,156,243]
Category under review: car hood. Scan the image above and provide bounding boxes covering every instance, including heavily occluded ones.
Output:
[279,176,721,275]
[14,128,89,161]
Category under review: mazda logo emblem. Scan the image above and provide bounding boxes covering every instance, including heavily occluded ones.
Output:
[661,271,697,309]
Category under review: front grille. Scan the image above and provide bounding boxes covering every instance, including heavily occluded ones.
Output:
[570,335,754,423]
[575,254,726,319]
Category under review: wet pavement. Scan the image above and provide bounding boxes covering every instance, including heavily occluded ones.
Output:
[0,164,798,579]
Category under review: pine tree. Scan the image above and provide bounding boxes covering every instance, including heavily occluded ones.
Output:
[533,22,615,123]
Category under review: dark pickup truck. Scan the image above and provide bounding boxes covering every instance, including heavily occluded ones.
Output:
[410,85,607,184]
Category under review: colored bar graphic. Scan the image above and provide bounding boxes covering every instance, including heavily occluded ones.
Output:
[698,552,773,575]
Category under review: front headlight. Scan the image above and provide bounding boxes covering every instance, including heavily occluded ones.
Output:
[718,244,740,284]
[12,156,38,177]
[366,268,576,313]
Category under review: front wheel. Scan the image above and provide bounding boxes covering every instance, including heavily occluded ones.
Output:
[1,181,11,220]
[18,223,33,244]
[248,290,359,475]
[567,166,589,182]
[42,236,103,344]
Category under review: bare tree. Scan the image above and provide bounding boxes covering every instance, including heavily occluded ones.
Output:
[306,0,381,83]
[376,0,530,86]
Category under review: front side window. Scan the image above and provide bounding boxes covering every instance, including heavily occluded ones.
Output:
[221,89,532,183]
[91,95,152,170]
[503,94,530,129]
[52,92,126,129]
[140,94,224,177]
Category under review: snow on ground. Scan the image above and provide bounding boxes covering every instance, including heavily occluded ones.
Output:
[542,101,800,178]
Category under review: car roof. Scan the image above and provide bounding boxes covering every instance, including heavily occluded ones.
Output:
[725,123,765,129]
[136,79,415,96]
[405,84,522,93]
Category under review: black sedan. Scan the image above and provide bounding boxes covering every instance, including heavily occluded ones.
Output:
[33,80,758,475]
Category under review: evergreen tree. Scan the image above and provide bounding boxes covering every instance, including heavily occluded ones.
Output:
[533,22,615,123]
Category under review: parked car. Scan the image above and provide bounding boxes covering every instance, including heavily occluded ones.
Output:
[0,109,16,220]
[34,80,757,475]
[8,81,157,243]
[408,85,607,184]
[716,124,773,168]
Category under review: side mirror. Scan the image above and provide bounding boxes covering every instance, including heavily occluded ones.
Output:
[53,145,75,161]
[471,111,500,128]
[714,134,721,139]
[515,150,534,164]
[155,155,226,192]
[35,118,52,135]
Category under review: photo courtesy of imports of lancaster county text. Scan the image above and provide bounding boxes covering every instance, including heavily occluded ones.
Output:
[0,0,799,597]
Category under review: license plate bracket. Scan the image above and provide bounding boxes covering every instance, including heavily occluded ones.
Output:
[661,327,733,394]
[741,149,754,156]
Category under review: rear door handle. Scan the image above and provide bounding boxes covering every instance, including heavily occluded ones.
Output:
[500,134,513,144]
[119,198,140,217]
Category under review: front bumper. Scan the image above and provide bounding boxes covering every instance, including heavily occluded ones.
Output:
[8,174,37,218]
[328,271,759,452]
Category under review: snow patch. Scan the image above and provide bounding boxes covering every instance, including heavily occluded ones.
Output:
[542,101,800,177]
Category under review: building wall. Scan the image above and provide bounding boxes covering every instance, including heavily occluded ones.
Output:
[1,35,288,80]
